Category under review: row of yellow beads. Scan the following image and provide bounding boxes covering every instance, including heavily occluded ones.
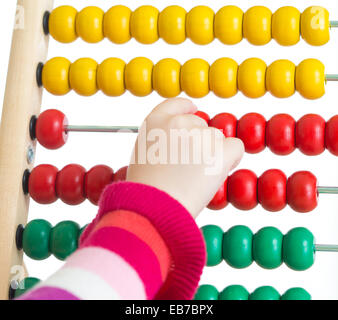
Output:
[42,57,325,100]
[49,5,330,46]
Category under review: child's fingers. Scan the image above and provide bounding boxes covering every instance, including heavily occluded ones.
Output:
[169,113,208,129]
[147,98,197,121]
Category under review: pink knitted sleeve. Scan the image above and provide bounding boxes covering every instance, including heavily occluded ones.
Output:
[20,182,206,300]
[80,181,206,300]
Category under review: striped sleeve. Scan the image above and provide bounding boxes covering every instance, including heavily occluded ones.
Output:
[20,181,206,300]
[19,210,171,300]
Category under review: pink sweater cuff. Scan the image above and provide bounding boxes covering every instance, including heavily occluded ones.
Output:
[80,181,206,300]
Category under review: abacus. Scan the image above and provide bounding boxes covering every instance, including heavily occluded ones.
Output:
[1,0,338,300]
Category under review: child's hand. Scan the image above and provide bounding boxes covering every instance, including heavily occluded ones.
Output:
[127,98,244,218]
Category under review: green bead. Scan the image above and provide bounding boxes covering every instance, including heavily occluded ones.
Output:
[253,227,283,269]
[201,225,224,266]
[249,286,280,300]
[283,227,314,271]
[223,225,253,268]
[50,221,80,261]
[194,285,219,300]
[219,285,249,300]
[281,288,311,300]
[14,277,40,298]
[23,219,52,260]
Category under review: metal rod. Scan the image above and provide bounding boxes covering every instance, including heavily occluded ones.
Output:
[325,74,338,82]
[65,125,139,133]
[330,21,338,28]
[317,186,338,194]
[325,74,338,81]
[315,244,338,252]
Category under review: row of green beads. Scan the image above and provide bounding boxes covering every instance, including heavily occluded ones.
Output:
[194,284,311,300]
[201,225,315,271]
[13,278,311,301]
[11,277,41,299]
[22,219,87,261]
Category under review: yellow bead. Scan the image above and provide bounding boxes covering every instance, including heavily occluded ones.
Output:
[49,6,78,43]
[153,59,181,98]
[296,59,325,100]
[214,6,243,45]
[272,7,300,46]
[301,6,330,46]
[238,58,267,98]
[97,58,126,97]
[76,6,104,43]
[186,6,214,45]
[130,6,159,44]
[266,60,296,98]
[181,59,209,98]
[209,58,238,98]
[69,58,98,96]
[243,6,272,45]
[103,6,131,44]
[158,6,186,44]
[125,57,153,97]
[42,57,71,96]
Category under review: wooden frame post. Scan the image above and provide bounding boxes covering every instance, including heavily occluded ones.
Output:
[0,0,54,299]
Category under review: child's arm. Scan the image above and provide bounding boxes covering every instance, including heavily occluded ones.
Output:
[19,98,244,300]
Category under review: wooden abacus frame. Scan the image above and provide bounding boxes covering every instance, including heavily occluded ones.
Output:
[0,0,54,300]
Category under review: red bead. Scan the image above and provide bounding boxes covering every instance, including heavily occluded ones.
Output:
[113,166,128,182]
[237,113,266,153]
[207,179,228,210]
[227,169,258,210]
[36,109,68,150]
[209,113,237,137]
[194,111,210,124]
[28,164,58,204]
[85,165,114,205]
[56,164,86,205]
[296,114,325,156]
[326,115,338,156]
[266,114,296,155]
[258,169,287,212]
[286,171,318,213]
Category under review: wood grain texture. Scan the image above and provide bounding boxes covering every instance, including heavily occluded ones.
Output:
[0,0,54,299]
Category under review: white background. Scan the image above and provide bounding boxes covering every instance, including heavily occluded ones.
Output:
[1,0,338,299]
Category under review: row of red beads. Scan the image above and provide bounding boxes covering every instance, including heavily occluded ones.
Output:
[208,169,318,213]
[29,164,318,213]
[197,111,338,156]
[28,164,127,205]
[36,109,338,156]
